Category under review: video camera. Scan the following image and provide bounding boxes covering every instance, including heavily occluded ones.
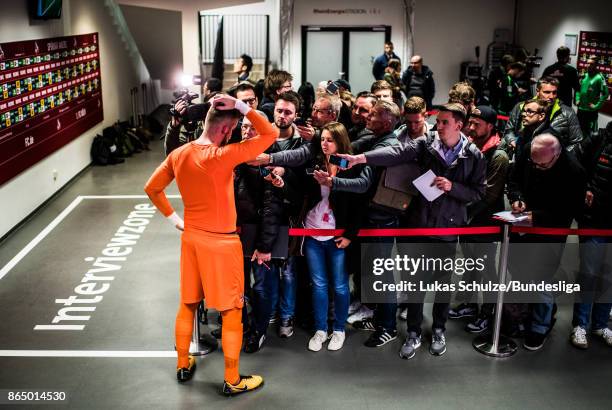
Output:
[169,88,209,129]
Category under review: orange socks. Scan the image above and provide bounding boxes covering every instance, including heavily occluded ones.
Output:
[175,304,243,382]
[175,302,198,369]
[221,308,243,384]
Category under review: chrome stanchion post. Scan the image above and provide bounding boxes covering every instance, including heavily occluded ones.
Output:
[473,223,518,357]
[189,301,218,356]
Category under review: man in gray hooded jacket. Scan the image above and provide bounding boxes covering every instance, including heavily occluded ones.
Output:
[338,103,486,360]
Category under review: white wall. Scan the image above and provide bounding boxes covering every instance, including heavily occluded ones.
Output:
[201,0,280,69]
[413,0,515,105]
[0,0,149,238]
[517,0,612,128]
[120,5,183,90]
[117,0,262,85]
[291,0,407,88]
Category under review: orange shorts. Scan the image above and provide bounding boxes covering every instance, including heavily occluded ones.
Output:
[179,229,244,311]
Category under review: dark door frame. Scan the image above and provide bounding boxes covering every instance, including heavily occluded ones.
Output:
[301,25,391,84]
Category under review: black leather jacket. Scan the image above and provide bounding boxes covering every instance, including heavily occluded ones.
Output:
[502,99,583,156]
[234,140,301,253]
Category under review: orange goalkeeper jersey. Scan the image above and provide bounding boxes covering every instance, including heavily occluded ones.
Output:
[144,110,278,233]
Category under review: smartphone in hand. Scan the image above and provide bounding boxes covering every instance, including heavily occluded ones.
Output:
[329,155,349,168]
[259,166,272,177]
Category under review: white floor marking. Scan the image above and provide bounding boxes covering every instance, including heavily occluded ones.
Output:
[0,350,177,357]
[0,194,181,280]
[0,196,84,281]
[80,195,181,199]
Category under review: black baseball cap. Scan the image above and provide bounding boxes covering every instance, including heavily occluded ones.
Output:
[472,105,498,125]
[335,79,351,92]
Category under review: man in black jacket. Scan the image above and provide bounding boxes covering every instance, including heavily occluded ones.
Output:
[500,98,549,160]
[502,77,583,155]
[507,134,587,351]
[372,41,401,81]
[542,46,580,107]
[267,92,306,340]
[339,103,486,359]
[401,55,435,109]
[236,109,301,354]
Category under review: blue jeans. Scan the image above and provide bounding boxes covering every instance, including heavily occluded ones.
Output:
[573,236,612,330]
[250,261,280,335]
[278,256,298,321]
[531,295,555,335]
[304,237,349,332]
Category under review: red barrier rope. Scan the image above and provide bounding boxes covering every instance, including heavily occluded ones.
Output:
[287,226,501,237]
[510,226,612,236]
[242,226,612,237]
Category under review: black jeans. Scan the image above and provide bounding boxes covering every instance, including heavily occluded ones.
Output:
[362,217,399,331]
[398,238,457,334]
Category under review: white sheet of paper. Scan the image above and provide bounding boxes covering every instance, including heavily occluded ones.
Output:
[492,211,529,223]
[412,170,444,202]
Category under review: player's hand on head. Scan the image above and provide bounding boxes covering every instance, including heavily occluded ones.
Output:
[211,94,237,110]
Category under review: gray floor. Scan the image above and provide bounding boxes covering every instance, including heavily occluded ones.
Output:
[0,138,610,410]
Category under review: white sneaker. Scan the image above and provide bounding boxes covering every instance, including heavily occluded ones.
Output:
[570,326,588,349]
[348,301,361,315]
[347,305,374,324]
[327,331,346,351]
[308,330,329,352]
[593,327,612,347]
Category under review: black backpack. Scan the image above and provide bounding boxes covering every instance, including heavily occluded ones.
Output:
[91,134,111,165]
[90,133,125,166]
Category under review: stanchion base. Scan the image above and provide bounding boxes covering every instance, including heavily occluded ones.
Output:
[473,335,518,358]
[189,334,218,356]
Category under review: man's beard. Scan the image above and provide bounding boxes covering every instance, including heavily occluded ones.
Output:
[276,121,293,130]
[469,132,486,143]
[522,121,537,129]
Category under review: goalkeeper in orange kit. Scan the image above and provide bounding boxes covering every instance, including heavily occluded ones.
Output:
[144,94,278,395]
